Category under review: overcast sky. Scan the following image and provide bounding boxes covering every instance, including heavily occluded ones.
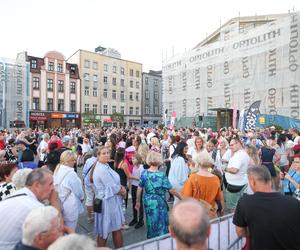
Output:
[0,0,299,71]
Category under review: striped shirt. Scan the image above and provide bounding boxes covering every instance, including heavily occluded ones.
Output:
[0,187,43,250]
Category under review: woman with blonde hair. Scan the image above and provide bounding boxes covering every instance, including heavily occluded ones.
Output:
[53,150,84,229]
[181,151,223,218]
[150,137,160,153]
[214,137,231,173]
[135,151,182,239]
[245,144,260,166]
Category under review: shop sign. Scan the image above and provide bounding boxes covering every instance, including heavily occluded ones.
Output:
[51,113,79,119]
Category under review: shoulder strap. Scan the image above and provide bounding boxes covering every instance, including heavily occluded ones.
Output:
[288,171,297,193]
[89,161,98,184]
[5,193,27,200]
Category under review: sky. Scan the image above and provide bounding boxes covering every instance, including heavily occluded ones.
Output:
[0,0,299,71]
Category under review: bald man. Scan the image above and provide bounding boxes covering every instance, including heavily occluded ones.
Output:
[169,199,210,250]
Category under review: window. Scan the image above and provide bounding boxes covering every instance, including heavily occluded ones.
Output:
[136,107,139,115]
[70,82,76,93]
[47,98,53,111]
[104,64,108,72]
[58,99,64,111]
[112,77,116,85]
[145,77,149,85]
[31,59,37,69]
[136,81,140,89]
[103,105,108,114]
[104,76,108,84]
[135,92,139,101]
[33,77,39,89]
[129,92,133,100]
[32,98,39,110]
[154,106,159,114]
[113,66,117,73]
[70,65,76,75]
[93,61,98,70]
[58,80,64,92]
[84,60,90,68]
[154,91,159,100]
[130,80,133,88]
[70,100,76,112]
[48,62,54,71]
[120,67,125,75]
[129,107,133,115]
[84,73,90,81]
[93,87,98,97]
[57,63,63,73]
[103,89,108,98]
[85,104,89,113]
[112,105,117,113]
[130,69,134,76]
[92,104,97,114]
[136,71,140,77]
[112,90,117,99]
[93,74,98,82]
[84,86,90,96]
[145,89,149,99]
[154,79,158,87]
[120,106,125,114]
[145,105,150,114]
[47,79,53,91]
[120,91,125,101]
[120,79,125,87]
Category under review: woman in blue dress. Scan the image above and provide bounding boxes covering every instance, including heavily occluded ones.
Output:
[91,146,127,248]
[135,151,182,239]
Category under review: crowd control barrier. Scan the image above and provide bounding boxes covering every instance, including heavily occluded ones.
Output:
[119,213,245,250]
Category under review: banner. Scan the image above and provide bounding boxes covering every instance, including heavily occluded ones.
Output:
[244,101,261,130]
[162,13,300,123]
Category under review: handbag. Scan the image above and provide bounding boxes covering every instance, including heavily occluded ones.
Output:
[227,183,245,193]
[93,198,102,213]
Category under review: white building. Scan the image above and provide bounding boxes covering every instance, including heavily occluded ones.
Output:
[162,12,300,127]
[0,52,30,128]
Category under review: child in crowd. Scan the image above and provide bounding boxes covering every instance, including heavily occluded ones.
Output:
[129,154,145,229]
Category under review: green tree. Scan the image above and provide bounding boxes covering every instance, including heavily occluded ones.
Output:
[111,112,124,126]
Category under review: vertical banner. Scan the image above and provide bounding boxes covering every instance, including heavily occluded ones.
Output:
[169,111,177,129]
[232,107,237,129]
[244,101,261,130]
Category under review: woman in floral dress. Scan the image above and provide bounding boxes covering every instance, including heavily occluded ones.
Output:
[135,151,182,239]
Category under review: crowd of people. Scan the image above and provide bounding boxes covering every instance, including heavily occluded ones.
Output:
[0,125,300,249]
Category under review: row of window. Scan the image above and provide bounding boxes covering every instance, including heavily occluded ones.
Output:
[33,77,76,93]
[89,104,140,115]
[32,98,76,112]
[144,105,160,115]
[84,60,140,77]
[145,90,159,100]
[84,74,140,88]
[144,77,159,87]
[31,60,63,73]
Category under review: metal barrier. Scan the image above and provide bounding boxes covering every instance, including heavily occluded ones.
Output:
[118,213,243,250]
[225,237,244,250]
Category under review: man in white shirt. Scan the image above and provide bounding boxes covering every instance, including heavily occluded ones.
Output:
[0,169,54,250]
[37,133,50,168]
[224,137,250,211]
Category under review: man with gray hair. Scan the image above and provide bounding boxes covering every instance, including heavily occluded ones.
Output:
[0,169,56,250]
[233,165,300,250]
[169,198,210,250]
[13,206,70,250]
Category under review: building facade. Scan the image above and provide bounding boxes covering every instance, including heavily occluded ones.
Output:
[142,70,162,125]
[27,51,81,128]
[68,49,142,127]
[162,12,300,128]
[0,52,30,129]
